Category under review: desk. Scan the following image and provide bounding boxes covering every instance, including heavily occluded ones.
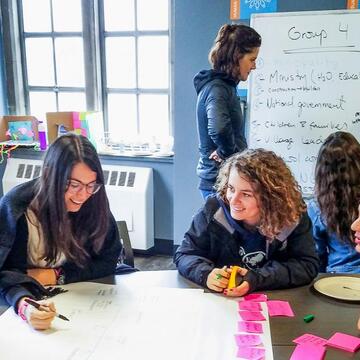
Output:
[1,271,360,359]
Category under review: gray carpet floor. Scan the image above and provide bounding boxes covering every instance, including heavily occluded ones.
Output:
[134,255,176,271]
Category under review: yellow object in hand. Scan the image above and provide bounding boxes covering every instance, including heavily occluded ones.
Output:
[227,266,240,289]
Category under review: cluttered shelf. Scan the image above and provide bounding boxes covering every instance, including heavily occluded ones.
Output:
[1,146,174,164]
[0,112,174,164]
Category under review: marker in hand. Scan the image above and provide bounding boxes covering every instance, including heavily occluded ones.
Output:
[227,266,243,289]
[24,298,70,321]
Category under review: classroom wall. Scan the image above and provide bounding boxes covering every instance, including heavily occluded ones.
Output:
[173,1,230,245]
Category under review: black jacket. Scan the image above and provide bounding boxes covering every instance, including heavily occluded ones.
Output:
[194,70,247,190]
[0,179,122,309]
[174,196,319,292]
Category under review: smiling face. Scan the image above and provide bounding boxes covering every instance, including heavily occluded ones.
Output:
[64,162,97,212]
[238,47,259,82]
[225,169,260,226]
[351,205,360,253]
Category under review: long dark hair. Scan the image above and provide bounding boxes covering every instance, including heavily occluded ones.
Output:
[30,134,110,266]
[314,131,360,243]
[209,24,261,81]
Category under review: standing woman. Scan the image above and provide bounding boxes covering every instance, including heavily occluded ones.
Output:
[0,134,122,329]
[308,131,360,273]
[194,24,261,199]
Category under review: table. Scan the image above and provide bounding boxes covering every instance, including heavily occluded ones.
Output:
[1,271,360,359]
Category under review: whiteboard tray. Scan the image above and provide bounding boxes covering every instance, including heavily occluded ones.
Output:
[313,276,360,301]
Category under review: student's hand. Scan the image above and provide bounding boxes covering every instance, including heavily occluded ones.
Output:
[224,281,250,297]
[224,266,250,297]
[27,268,57,286]
[209,150,222,163]
[18,298,56,330]
[206,266,230,292]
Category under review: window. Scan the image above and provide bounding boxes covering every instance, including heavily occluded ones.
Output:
[100,0,170,142]
[3,0,171,142]
[20,0,85,118]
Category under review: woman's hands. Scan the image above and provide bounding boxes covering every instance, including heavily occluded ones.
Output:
[209,150,222,163]
[18,298,56,330]
[206,266,230,292]
[27,268,57,286]
[206,266,250,297]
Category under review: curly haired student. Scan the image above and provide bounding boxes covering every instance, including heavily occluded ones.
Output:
[174,149,319,296]
[308,131,360,273]
[0,134,121,329]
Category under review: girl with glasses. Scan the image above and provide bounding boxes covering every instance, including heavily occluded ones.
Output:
[0,134,121,330]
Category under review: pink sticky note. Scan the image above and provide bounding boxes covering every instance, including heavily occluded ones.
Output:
[239,310,266,321]
[236,346,265,359]
[293,333,327,347]
[238,301,262,311]
[234,334,262,347]
[238,321,263,334]
[244,294,268,302]
[72,112,81,128]
[267,300,294,317]
[326,332,360,352]
[290,343,326,360]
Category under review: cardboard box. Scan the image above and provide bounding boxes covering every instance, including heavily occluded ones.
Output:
[0,115,39,142]
[46,111,104,149]
[46,112,74,144]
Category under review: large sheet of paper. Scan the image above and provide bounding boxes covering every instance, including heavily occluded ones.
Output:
[0,282,273,359]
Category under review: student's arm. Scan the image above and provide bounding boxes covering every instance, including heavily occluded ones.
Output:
[174,208,216,288]
[307,201,329,272]
[243,213,319,292]
[205,84,239,159]
[61,215,122,283]
[0,214,51,308]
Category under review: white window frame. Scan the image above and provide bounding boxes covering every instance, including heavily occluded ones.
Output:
[1,0,172,138]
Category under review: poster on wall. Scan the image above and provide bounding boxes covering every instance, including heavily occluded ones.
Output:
[230,0,277,20]
[347,0,360,9]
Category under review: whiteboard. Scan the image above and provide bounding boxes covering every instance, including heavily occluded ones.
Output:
[248,10,360,196]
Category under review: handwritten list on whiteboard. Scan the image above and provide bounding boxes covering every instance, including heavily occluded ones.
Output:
[248,10,360,195]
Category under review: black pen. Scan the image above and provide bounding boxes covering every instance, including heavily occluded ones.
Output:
[24,298,70,321]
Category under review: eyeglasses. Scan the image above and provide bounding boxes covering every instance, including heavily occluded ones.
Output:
[66,179,102,195]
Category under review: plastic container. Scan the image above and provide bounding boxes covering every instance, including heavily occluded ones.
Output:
[38,121,47,151]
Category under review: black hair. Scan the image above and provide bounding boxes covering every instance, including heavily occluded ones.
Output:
[30,134,110,266]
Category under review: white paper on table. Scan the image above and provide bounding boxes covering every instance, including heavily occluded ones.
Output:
[0,282,273,360]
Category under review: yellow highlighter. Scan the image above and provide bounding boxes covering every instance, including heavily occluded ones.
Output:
[227,266,241,289]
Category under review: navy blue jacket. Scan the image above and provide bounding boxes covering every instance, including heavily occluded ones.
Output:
[0,179,121,309]
[174,196,319,291]
[194,70,247,190]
